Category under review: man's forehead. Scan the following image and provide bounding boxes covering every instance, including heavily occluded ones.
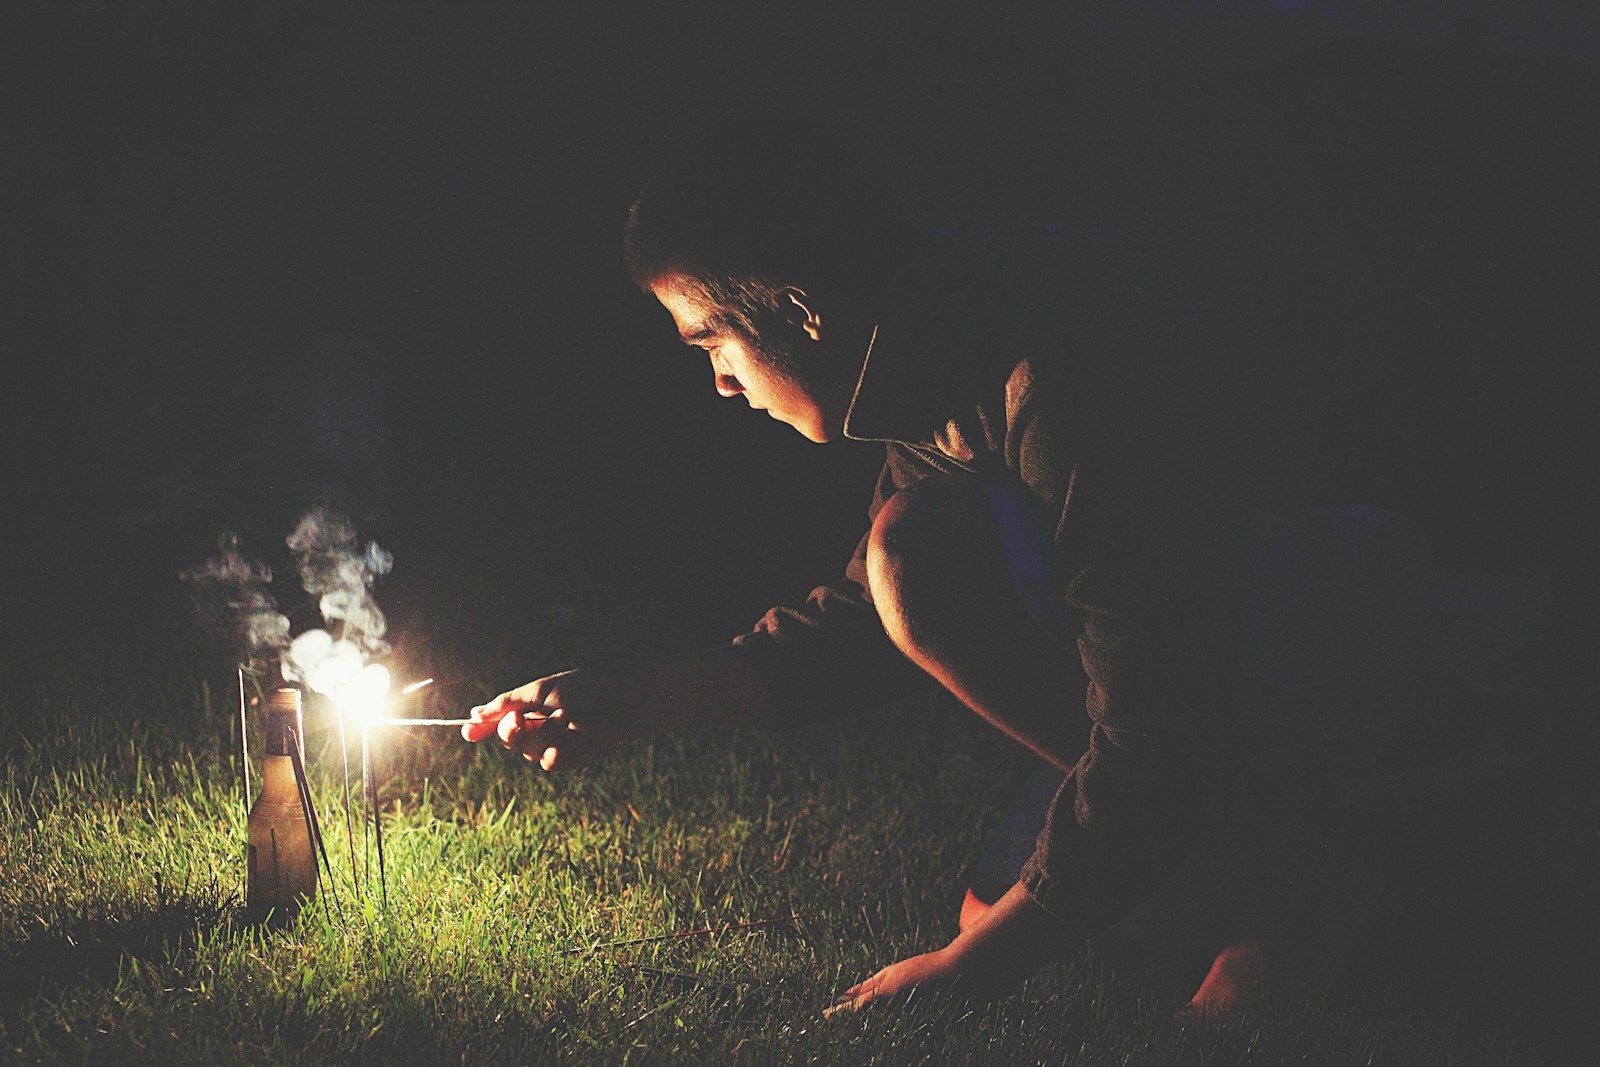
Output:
[652,275,725,340]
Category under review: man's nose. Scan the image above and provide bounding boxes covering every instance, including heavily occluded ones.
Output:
[710,355,743,397]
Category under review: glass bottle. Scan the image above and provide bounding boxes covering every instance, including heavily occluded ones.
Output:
[246,687,318,918]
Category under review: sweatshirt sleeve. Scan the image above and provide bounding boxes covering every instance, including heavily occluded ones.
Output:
[1018,601,1235,927]
[1011,357,1255,928]
[727,447,933,722]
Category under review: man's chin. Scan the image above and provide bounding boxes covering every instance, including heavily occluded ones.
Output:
[766,408,840,443]
[791,419,838,444]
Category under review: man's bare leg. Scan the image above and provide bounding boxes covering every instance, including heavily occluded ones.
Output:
[1178,936,1266,1018]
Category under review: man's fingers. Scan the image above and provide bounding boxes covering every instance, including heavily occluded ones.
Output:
[530,714,573,770]
[460,721,487,742]
[823,978,877,1018]
[461,696,530,743]
[496,707,522,746]
[508,711,570,756]
[460,705,504,742]
[460,687,588,768]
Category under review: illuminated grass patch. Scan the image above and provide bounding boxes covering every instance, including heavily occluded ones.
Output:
[0,652,1581,1065]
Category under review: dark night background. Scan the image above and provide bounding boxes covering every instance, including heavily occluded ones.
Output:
[5,3,1597,691]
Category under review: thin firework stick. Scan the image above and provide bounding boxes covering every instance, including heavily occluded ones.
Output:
[334,691,362,899]
[367,740,387,906]
[287,725,341,919]
[237,666,252,824]
[563,912,825,955]
[360,725,372,891]
[371,709,619,729]
[370,717,475,726]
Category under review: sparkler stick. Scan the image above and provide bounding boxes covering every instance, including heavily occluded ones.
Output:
[360,721,372,890]
[333,689,363,898]
[367,740,387,906]
[237,665,251,824]
[369,713,613,729]
[369,717,476,727]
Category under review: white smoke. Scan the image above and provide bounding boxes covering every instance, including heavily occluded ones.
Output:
[180,532,291,661]
[182,509,394,697]
[279,507,393,696]
[282,628,366,696]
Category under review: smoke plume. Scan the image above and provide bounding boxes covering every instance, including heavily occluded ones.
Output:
[182,508,393,696]
[180,532,291,666]
[280,507,393,695]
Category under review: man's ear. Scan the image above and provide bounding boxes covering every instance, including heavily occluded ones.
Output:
[778,287,824,342]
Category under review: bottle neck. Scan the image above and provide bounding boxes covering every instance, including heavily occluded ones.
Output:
[264,708,301,757]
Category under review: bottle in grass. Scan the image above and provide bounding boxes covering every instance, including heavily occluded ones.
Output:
[246,687,318,919]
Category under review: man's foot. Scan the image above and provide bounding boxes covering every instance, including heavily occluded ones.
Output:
[958,887,993,932]
[1176,935,1265,1020]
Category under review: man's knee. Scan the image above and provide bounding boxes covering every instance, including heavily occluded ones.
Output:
[866,476,1012,661]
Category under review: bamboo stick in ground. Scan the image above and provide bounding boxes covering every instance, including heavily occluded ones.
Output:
[360,725,372,892]
[368,742,387,906]
[237,666,251,824]
[334,692,362,899]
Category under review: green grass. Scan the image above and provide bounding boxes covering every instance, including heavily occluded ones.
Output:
[0,643,1590,1065]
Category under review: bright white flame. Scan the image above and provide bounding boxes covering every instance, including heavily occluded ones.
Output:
[340,663,392,726]
[400,677,434,695]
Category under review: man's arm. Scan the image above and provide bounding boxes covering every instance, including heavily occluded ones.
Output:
[829,880,1075,1014]
[461,453,931,767]
[727,448,936,722]
[460,646,775,770]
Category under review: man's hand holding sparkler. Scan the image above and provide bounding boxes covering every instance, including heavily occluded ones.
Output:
[461,650,775,771]
[462,669,642,771]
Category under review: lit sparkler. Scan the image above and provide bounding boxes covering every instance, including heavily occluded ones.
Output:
[237,661,477,915]
[328,668,443,905]
[339,663,391,902]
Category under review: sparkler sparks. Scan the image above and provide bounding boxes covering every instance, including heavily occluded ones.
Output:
[331,669,438,906]
[341,663,394,727]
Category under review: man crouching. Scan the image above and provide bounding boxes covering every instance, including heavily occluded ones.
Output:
[462,141,1407,1017]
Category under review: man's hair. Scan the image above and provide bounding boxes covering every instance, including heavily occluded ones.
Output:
[624,137,910,336]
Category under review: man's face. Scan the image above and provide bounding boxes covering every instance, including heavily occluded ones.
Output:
[650,274,852,443]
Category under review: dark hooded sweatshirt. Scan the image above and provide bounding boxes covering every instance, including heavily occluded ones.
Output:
[727,219,1282,929]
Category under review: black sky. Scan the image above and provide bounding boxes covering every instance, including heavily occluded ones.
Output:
[7,3,1597,667]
